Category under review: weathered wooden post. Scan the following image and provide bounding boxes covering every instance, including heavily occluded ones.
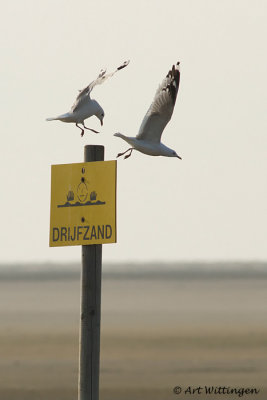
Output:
[79,145,104,400]
[49,144,116,400]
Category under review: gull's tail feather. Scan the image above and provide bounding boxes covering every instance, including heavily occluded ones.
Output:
[114,132,126,139]
[46,112,72,122]
[114,132,134,146]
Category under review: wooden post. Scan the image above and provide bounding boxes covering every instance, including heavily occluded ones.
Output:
[78,145,104,400]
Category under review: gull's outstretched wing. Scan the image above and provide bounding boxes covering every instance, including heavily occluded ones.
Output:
[71,60,130,112]
[136,62,180,143]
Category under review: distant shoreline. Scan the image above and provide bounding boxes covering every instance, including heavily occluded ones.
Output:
[0,261,266,281]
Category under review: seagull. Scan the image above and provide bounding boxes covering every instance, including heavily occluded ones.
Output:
[46,60,130,137]
[114,62,182,159]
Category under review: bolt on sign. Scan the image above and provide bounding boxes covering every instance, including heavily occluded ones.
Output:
[50,160,116,247]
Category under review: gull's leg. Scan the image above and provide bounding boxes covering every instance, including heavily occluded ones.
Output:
[82,123,99,134]
[124,149,133,159]
[76,123,85,137]
[116,148,132,158]
[116,148,134,159]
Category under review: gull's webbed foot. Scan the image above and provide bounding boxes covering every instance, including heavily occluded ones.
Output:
[117,148,133,159]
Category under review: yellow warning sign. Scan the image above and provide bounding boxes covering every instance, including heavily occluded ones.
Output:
[50,160,116,247]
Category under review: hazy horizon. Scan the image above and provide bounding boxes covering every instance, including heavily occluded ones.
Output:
[1,260,266,280]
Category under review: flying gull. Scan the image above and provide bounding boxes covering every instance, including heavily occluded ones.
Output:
[114,62,181,159]
[46,60,130,137]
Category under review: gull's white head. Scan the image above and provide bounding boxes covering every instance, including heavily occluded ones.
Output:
[170,150,182,159]
[161,145,182,159]
[95,108,105,126]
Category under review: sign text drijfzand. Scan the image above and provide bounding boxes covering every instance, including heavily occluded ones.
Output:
[50,161,116,247]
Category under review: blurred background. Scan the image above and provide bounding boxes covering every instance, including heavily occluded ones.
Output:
[0,0,266,399]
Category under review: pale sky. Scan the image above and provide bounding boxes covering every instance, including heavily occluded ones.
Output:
[0,0,266,263]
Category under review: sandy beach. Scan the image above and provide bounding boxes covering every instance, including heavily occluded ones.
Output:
[0,263,266,400]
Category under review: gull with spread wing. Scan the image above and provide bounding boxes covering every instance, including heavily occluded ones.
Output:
[46,60,130,137]
[114,62,181,159]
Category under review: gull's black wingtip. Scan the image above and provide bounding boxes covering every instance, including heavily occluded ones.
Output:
[117,60,130,71]
[166,61,181,105]
[166,61,180,77]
